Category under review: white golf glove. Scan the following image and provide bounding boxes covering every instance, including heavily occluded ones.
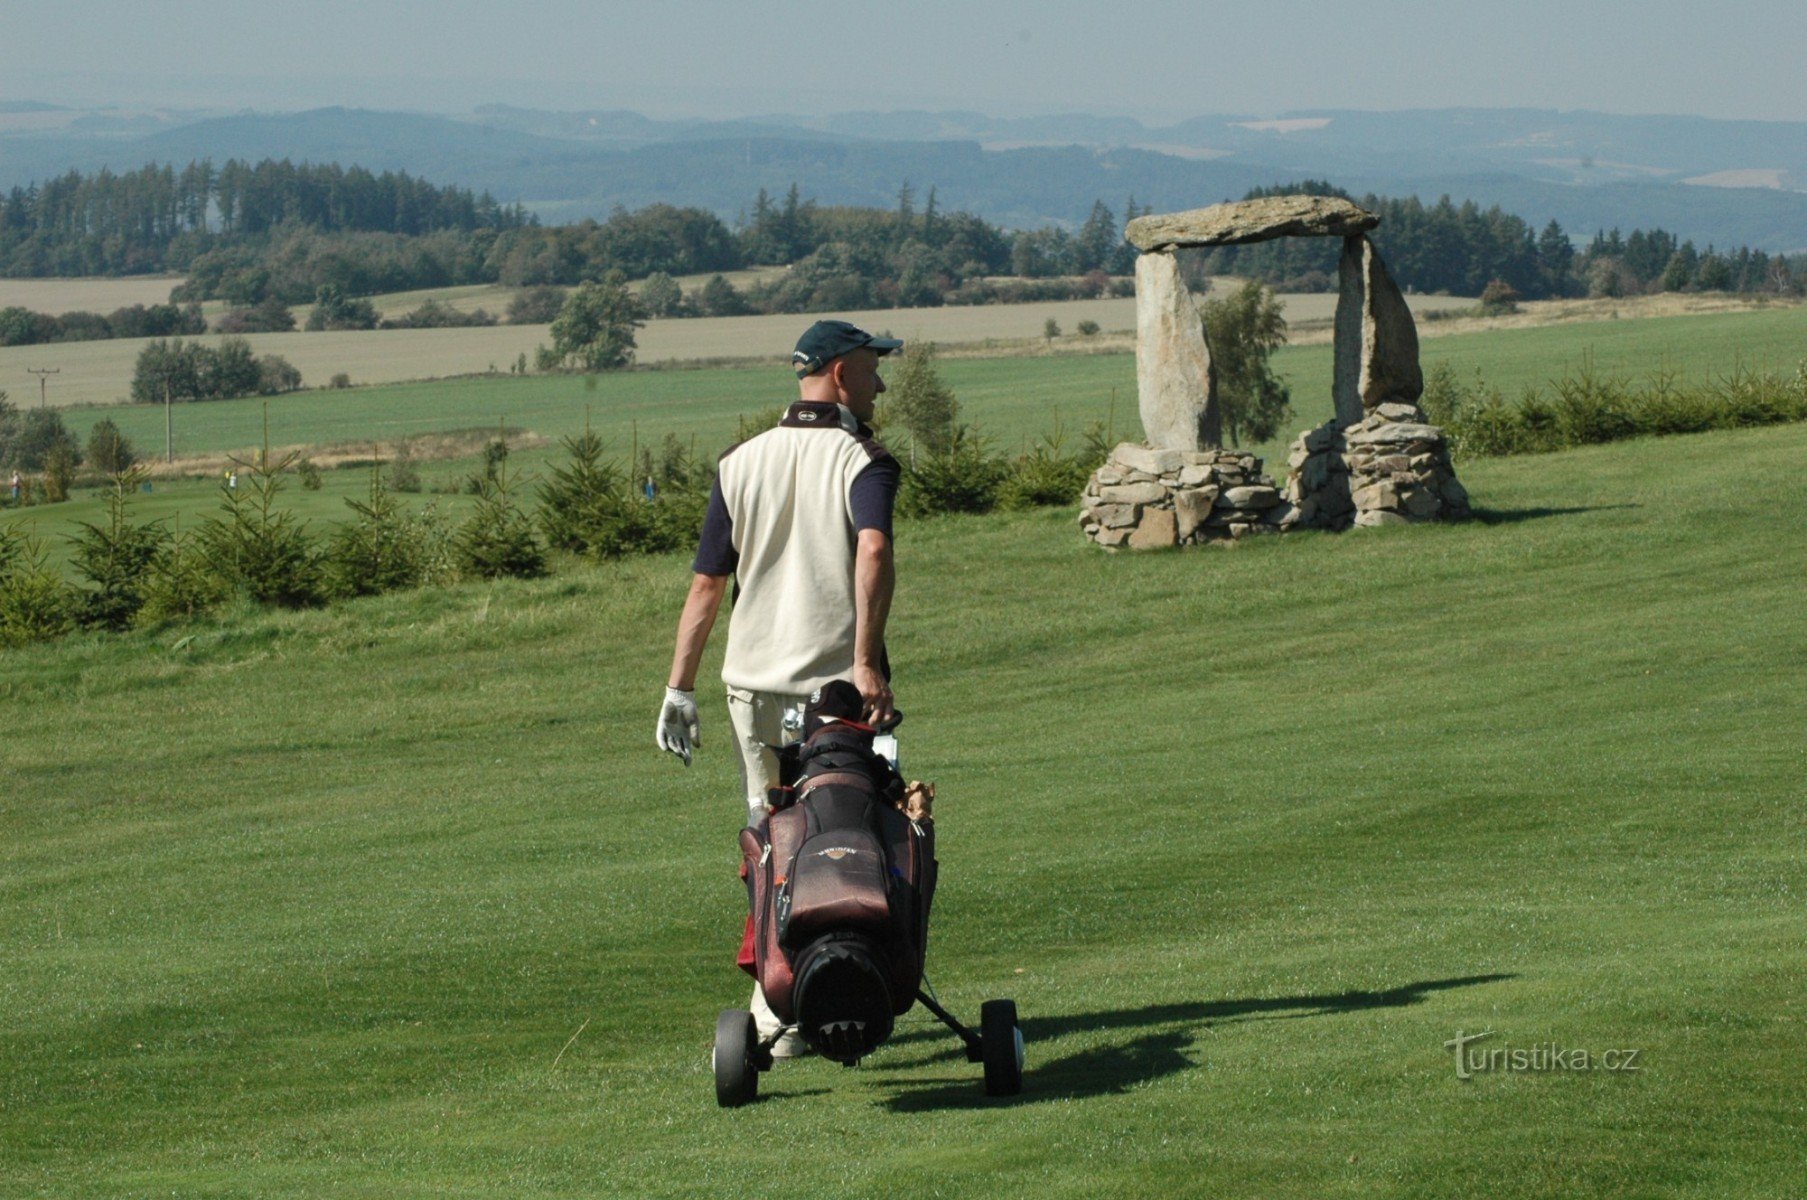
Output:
[657,686,700,766]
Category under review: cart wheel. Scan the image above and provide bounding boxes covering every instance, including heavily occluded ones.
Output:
[714,1009,759,1108]
[980,999,1024,1096]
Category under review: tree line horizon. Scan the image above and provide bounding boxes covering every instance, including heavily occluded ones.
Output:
[2,161,1801,322]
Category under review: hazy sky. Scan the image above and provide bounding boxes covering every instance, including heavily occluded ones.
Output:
[6,0,1805,123]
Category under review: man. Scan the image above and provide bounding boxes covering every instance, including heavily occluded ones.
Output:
[658,319,902,1053]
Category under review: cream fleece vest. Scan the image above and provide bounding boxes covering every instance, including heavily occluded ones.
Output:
[718,402,885,694]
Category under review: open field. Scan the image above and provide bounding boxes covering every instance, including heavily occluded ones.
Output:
[1,286,1477,410]
[7,304,1806,562]
[3,421,1804,1197]
[0,275,184,313]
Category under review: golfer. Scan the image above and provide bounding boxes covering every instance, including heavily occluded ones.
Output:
[658,319,902,1054]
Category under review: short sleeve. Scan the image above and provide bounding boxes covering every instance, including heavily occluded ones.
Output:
[691,478,738,575]
[849,456,900,540]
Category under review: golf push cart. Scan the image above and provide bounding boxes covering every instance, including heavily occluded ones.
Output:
[712,686,1024,1106]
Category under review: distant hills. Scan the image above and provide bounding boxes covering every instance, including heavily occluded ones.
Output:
[3,102,1805,251]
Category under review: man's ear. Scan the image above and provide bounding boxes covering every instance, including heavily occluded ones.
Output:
[825,357,847,396]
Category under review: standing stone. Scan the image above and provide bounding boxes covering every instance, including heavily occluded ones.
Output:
[1333,235,1423,426]
[1135,251,1219,451]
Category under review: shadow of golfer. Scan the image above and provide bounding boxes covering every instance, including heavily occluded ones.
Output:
[879,973,1514,1110]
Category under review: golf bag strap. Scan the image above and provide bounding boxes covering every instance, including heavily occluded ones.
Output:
[796,770,874,800]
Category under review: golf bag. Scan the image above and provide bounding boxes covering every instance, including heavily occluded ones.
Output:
[739,712,936,1062]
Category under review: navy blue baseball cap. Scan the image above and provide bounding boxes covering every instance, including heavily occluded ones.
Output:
[792,320,903,378]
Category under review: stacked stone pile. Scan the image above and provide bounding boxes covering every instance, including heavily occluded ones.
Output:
[1079,443,1301,548]
[1285,403,1472,529]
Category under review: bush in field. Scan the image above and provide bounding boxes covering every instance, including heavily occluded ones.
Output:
[1201,279,1292,445]
[883,341,959,458]
[216,296,296,333]
[257,355,302,395]
[304,284,379,332]
[42,444,78,503]
[136,528,228,625]
[507,285,568,324]
[329,372,352,389]
[70,468,168,630]
[1426,361,1807,458]
[1076,319,1101,337]
[196,451,324,607]
[381,300,498,329]
[536,429,706,559]
[1478,279,1522,315]
[326,468,434,598]
[87,419,136,473]
[5,408,80,473]
[387,440,422,492]
[997,430,1094,510]
[897,425,1008,518]
[696,274,749,317]
[131,338,272,403]
[296,458,323,490]
[639,272,687,318]
[542,277,647,371]
[0,531,78,647]
[455,452,547,579]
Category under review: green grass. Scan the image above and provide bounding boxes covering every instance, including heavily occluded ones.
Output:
[15,305,1807,566]
[3,418,1804,1197]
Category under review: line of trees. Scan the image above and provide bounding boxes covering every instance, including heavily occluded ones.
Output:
[0,160,533,277]
[1194,182,1805,300]
[0,301,205,346]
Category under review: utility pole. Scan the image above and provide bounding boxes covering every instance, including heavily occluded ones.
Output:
[28,367,59,408]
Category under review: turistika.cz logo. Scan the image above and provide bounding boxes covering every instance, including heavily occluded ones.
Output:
[1443,1030,1642,1080]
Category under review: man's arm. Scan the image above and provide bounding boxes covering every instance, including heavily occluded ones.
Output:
[668,572,730,691]
[852,527,895,724]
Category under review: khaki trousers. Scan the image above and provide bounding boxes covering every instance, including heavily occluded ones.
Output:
[724,685,811,817]
[725,685,809,1039]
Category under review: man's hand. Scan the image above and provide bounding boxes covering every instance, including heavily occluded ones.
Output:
[853,664,894,727]
[657,686,700,766]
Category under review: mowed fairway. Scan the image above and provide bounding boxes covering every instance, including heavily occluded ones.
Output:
[2,419,1803,1197]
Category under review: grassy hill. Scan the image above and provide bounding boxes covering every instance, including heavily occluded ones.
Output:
[2,416,1804,1197]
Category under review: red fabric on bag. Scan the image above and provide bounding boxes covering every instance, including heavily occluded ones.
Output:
[737,912,757,976]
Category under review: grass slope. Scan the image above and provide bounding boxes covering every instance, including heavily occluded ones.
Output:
[3,422,1804,1198]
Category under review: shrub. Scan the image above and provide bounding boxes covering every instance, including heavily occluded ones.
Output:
[381,299,498,329]
[507,285,568,324]
[329,372,352,390]
[87,419,136,473]
[9,409,80,472]
[0,532,78,647]
[387,440,422,493]
[997,430,1094,510]
[1478,279,1522,315]
[42,444,77,503]
[257,355,303,395]
[136,528,227,625]
[296,458,323,490]
[884,341,959,458]
[196,451,324,607]
[216,296,296,333]
[897,426,1008,518]
[455,448,547,579]
[70,468,167,630]
[536,429,706,559]
[305,284,379,331]
[1076,319,1101,337]
[325,468,429,598]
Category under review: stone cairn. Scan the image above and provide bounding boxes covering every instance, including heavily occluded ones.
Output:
[1079,194,1470,548]
[1079,443,1298,547]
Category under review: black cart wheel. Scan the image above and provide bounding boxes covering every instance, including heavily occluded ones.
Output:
[714,1008,759,1107]
[980,999,1024,1096]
